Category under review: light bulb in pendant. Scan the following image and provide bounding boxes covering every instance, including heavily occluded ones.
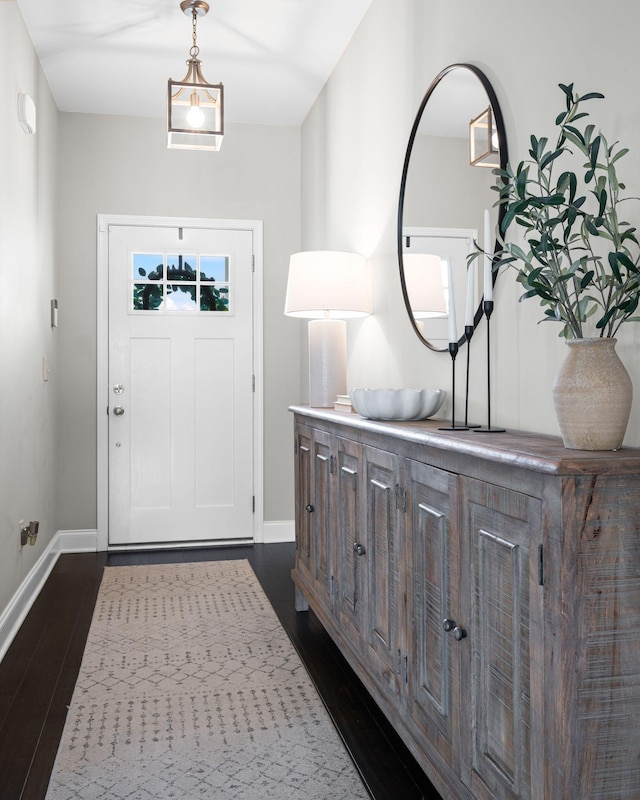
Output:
[186,92,205,128]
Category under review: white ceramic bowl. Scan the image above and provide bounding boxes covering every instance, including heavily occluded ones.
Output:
[349,388,445,421]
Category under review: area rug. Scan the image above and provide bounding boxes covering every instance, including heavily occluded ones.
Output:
[45,560,371,799]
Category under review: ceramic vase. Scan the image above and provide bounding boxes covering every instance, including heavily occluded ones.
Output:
[552,338,632,450]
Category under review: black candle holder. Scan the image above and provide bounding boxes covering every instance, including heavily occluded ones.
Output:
[464,324,481,429]
[439,342,469,432]
[477,300,505,433]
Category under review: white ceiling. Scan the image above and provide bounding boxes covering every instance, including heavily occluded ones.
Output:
[16,0,373,126]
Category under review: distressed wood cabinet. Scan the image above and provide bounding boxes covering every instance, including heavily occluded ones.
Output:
[290,406,640,800]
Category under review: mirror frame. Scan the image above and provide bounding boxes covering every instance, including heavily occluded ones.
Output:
[397,63,508,352]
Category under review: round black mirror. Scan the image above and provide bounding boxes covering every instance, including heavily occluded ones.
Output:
[397,64,508,351]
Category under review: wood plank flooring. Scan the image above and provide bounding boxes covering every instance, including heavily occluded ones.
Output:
[0,543,442,800]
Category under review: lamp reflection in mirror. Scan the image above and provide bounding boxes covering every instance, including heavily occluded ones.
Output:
[167,0,224,151]
[469,105,498,167]
[402,253,447,335]
[285,251,371,407]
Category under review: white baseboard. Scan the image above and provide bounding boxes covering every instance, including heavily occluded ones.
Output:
[262,520,295,544]
[0,537,60,663]
[57,529,99,553]
[0,529,98,664]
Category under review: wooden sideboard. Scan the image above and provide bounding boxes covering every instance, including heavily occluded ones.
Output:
[290,405,640,800]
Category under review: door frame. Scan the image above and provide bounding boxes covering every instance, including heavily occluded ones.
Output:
[96,214,264,551]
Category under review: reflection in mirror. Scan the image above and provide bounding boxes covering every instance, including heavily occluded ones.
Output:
[398,64,507,351]
[402,254,446,322]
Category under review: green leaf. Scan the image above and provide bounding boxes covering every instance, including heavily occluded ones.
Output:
[563,125,586,147]
[598,188,607,217]
[616,251,636,272]
[578,91,605,101]
[138,268,147,277]
[530,135,539,158]
[559,83,574,104]
[580,270,595,289]
[508,243,529,262]
[528,283,556,301]
[501,207,517,232]
[577,296,592,320]
[608,252,623,281]
[540,149,565,170]
[610,147,629,165]
[584,218,600,236]
[570,112,589,124]
[621,294,639,314]
[583,124,596,147]
[537,194,566,206]
[596,306,617,329]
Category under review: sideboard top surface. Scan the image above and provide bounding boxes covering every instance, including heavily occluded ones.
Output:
[289,405,640,477]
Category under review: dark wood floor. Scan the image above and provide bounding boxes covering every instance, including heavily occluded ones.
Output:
[0,543,442,800]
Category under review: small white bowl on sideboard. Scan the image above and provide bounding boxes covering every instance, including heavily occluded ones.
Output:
[349,388,445,421]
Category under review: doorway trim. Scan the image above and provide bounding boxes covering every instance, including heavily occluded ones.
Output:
[96,214,264,552]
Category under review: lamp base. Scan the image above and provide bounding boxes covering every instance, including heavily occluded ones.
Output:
[308,319,346,407]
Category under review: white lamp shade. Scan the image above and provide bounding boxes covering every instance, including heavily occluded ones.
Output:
[403,253,447,318]
[284,251,371,318]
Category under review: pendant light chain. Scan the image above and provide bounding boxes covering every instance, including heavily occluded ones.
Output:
[190,9,200,59]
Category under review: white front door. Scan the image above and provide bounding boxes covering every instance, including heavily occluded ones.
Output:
[107,223,255,546]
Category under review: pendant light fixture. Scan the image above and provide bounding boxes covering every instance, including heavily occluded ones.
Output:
[469,105,498,167]
[167,0,224,151]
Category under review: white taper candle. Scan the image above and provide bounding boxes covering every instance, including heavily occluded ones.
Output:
[483,208,493,302]
[446,258,457,343]
[465,257,476,327]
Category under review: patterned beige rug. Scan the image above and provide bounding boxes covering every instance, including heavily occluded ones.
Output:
[45,560,371,799]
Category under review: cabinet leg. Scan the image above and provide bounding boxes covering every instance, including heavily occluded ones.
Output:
[295,586,310,612]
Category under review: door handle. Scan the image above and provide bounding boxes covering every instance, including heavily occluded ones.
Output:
[113,406,125,416]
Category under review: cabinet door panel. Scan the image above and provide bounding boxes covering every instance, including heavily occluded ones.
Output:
[364,446,402,697]
[294,425,313,587]
[461,479,541,800]
[335,437,365,647]
[311,429,334,610]
[407,459,458,769]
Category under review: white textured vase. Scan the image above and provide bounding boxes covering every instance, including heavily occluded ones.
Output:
[552,338,633,450]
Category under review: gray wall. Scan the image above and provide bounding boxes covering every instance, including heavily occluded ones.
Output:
[0,3,59,612]
[301,0,640,443]
[56,114,301,530]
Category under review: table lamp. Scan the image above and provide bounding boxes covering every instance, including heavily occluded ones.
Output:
[285,251,371,407]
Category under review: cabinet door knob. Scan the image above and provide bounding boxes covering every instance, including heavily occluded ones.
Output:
[305,503,314,513]
[353,542,366,556]
[442,618,456,632]
[453,626,467,641]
